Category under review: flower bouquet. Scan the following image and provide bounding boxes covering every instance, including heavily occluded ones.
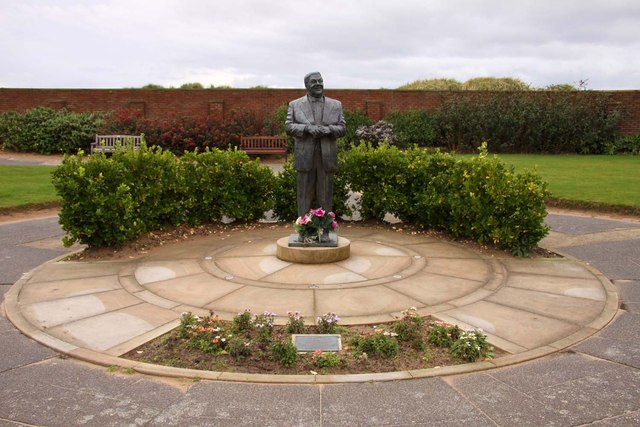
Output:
[293,208,338,244]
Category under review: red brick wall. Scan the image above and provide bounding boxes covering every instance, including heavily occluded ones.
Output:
[1,88,639,134]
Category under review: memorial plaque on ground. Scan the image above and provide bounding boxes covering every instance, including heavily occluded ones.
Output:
[292,334,342,352]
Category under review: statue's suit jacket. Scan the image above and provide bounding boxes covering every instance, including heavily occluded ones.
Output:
[285,96,346,173]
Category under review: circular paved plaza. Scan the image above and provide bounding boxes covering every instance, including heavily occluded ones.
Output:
[6,224,618,382]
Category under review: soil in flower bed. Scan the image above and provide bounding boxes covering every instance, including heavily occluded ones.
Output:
[123,316,507,376]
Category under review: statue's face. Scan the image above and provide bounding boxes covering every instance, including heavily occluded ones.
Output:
[306,73,324,98]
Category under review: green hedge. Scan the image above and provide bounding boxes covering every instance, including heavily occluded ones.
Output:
[433,92,622,154]
[384,110,437,148]
[340,143,549,255]
[52,145,274,247]
[0,108,106,154]
[52,141,549,255]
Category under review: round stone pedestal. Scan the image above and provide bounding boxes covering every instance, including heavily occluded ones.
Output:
[276,236,351,264]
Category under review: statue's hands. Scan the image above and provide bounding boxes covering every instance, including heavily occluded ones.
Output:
[307,125,333,137]
[307,125,324,137]
[320,126,332,136]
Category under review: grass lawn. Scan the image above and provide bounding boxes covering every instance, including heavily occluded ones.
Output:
[0,165,60,210]
[493,155,640,209]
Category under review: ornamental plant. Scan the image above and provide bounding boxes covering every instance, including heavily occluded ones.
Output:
[350,332,399,359]
[311,351,342,369]
[270,337,298,367]
[293,208,338,241]
[179,311,231,354]
[232,309,254,334]
[427,322,462,348]
[253,311,276,345]
[355,120,396,147]
[316,312,340,334]
[285,311,305,334]
[450,329,493,362]
[392,307,424,350]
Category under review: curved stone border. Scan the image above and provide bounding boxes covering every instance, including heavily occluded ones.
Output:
[4,232,619,384]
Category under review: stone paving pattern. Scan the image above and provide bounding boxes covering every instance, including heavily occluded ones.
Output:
[1,212,639,425]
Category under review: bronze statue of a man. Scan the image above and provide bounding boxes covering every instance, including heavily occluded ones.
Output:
[285,72,346,218]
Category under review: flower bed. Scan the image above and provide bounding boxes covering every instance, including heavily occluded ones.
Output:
[124,308,500,375]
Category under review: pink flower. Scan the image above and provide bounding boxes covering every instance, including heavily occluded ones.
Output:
[329,212,336,218]
[331,221,338,230]
[312,208,325,217]
[296,215,310,225]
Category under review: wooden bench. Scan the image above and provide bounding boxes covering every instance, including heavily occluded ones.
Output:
[91,134,142,154]
[240,136,288,160]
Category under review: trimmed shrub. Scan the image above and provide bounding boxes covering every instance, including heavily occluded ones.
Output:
[605,132,640,155]
[435,92,622,153]
[180,148,275,224]
[341,143,550,255]
[0,108,106,154]
[52,150,141,247]
[339,142,412,221]
[52,146,274,247]
[111,143,187,229]
[338,109,374,151]
[384,110,438,148]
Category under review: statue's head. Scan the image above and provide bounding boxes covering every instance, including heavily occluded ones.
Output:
[304,72,324,98]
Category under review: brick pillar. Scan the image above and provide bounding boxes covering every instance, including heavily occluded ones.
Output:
[365,100,383,121]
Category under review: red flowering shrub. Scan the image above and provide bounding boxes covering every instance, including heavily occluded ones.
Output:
[103,110,264,154]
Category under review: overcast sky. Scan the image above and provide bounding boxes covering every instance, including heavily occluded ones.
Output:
[1,0,639,90]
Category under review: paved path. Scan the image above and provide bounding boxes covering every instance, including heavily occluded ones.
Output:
[1,213,639,425]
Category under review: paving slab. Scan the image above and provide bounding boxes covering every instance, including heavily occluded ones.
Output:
[21,289,143,328]
[501,256,597,278]
[546,213,640,235]
[615,279,640,313]
[321,377,494,426]
[443,300,580,350]
[447,372,573,426]
[389,273,485,306]
[504,272,607,300]
[561,239,640,280]
[573,312,640,368]
[405,240,483,259]
[526,364,640,425]
[0,316,57,373]
[314,285,423,318]
[143,272,244,307]
[484,352,619,393]
[487,286,605,324]
[45,303,178,352]
[152,381,321,426]
[0,358,184,426]
[16,274,122,304]
[206,286,316,318]
[26,261,125,283]
[593,411,640,426]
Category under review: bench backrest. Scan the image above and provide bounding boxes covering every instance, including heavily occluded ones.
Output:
[94,135,142,147]
[240,136,287,149]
